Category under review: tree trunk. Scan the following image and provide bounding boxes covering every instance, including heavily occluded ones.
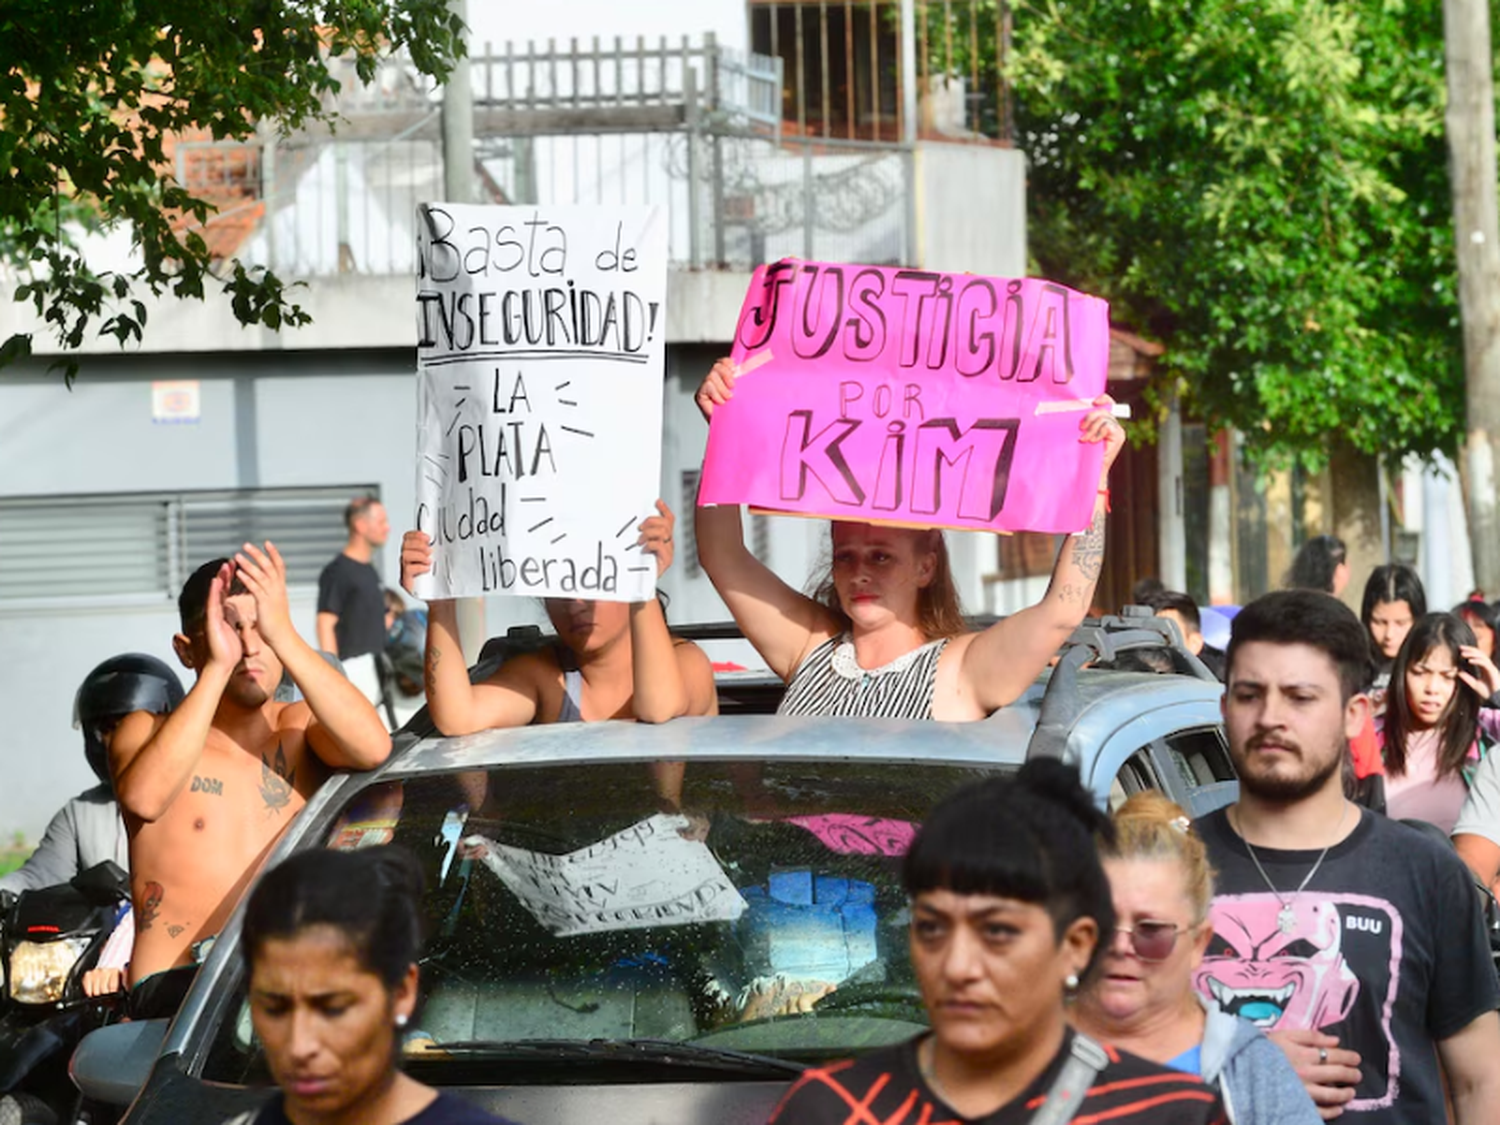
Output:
[1445,0,1500,595]
[1327,444,1383,611]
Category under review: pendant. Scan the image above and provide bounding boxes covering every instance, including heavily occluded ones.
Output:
[1277,904,1297,934]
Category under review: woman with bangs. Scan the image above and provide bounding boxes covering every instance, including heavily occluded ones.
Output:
[768,760,1227,1124]
[695,359,1126,721]
[1378,612,1500,833]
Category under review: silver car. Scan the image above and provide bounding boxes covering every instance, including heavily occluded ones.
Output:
[73,615,1232,1125]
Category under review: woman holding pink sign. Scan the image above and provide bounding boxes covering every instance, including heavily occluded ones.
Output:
[694,357,1125,721]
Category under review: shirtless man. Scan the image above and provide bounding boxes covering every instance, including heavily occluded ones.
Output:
[109,543,391,1015]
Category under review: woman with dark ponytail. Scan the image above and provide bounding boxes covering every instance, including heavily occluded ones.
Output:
[228,847,518,1125]
[768,761,1227,1124]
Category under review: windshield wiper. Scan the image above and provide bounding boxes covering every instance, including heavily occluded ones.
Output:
[430,1037,803,1077]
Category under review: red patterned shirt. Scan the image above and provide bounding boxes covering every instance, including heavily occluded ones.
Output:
[769,1033,1227,1125]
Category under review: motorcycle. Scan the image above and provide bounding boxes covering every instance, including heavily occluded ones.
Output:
[0,862,130,1125]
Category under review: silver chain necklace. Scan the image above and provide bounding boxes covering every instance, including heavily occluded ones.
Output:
[1232,801,1348,935]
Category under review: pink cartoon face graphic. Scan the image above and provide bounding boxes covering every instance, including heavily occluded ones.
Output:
[1194,895,1360,1030]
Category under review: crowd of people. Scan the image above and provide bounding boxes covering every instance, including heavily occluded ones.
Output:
[20,359,1500,1125]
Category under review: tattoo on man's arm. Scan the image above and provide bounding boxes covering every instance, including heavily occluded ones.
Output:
[139,881,163,931]
[259,743,296,815]
[425,643,442,696]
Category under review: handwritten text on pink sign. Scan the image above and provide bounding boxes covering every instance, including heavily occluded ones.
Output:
[698,261,1111,534]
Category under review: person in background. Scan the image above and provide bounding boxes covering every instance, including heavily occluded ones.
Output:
[695,358,1125,722]
[1143,590,1206,657]
[380,590,428,730]
[1198,589,1500,1124]
[1142,589,1227,678]
[1071,792,1319,1123]
[1377,612,1500,833]
[317,495,392,709]
[228,846,517,1125]
[768,761,1226,1124]
[384,588,406,636]
[1360,564,1426,695]
[1347,567,1428,795]
[1455,598,1499,661]
[1131,576,1167,606]
[1285,535,1350,598]
[6,655,187,1001]
[1,655,183,897]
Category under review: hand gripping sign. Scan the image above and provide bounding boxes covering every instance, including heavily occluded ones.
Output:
[412,203,668,602]
[699,261,1112,534]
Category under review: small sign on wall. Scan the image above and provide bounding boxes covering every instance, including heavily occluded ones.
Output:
[152,380,201,425]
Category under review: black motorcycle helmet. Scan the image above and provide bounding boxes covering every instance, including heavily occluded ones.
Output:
[74,654,186,784]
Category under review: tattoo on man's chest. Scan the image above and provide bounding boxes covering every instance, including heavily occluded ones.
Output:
[260,743,296,814]
[190,775,223,796]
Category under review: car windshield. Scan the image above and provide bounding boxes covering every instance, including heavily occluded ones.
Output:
[201,756,1008,1083]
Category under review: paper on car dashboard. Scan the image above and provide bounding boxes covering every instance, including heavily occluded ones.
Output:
[464,813,747,936]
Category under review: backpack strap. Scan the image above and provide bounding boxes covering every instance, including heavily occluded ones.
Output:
[1464,729,1496,789]
[1029,1033,1109,1125]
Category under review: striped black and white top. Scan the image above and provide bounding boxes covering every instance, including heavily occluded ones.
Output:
[777,634,948,719]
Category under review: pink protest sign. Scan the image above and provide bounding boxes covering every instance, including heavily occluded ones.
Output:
[699,261,1112,534]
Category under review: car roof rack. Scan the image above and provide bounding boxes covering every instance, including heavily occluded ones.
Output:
[1025,608,1218,763]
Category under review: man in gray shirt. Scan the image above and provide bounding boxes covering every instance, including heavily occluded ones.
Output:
[1453,752,1500,896]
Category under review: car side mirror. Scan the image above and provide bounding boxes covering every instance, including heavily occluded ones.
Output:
[71,1018,169,1105]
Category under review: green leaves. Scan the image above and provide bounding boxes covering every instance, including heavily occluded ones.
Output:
[0,0,464,373]
[1002,0,1459,469]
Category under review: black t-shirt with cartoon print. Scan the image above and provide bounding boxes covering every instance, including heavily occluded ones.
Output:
[1195,807,1499,1125]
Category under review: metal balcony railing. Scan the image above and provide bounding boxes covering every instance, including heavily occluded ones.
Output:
[199,33,924,279]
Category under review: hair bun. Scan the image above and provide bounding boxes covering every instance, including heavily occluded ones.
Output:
[1016,758,1113,842]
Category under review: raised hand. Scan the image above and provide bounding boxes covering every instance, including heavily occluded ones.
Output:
[695,357,739,424]
[234,541,294,650]
[203,561,244,672]
[400,530,434,597]
[1078,394,1127,482]
[637,500,676,579]
[1459,644,1500,700]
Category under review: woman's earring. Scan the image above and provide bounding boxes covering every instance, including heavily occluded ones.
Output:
[396,1013,409,1028]
[1064,973,1080,992]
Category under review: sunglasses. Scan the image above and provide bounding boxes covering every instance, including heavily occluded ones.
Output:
[1114,920,1185,961]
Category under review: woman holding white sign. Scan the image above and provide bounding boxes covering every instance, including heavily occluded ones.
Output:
[694,358,1124,721]
[400,501,717,738]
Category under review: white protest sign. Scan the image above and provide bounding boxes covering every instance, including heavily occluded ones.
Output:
[464,813,747,936]
[413,204,667,602]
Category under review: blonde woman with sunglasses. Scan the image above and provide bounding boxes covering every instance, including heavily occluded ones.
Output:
[1070,793,1318,1125]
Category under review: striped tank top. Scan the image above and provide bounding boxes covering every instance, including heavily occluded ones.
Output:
[777,634,947,719]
